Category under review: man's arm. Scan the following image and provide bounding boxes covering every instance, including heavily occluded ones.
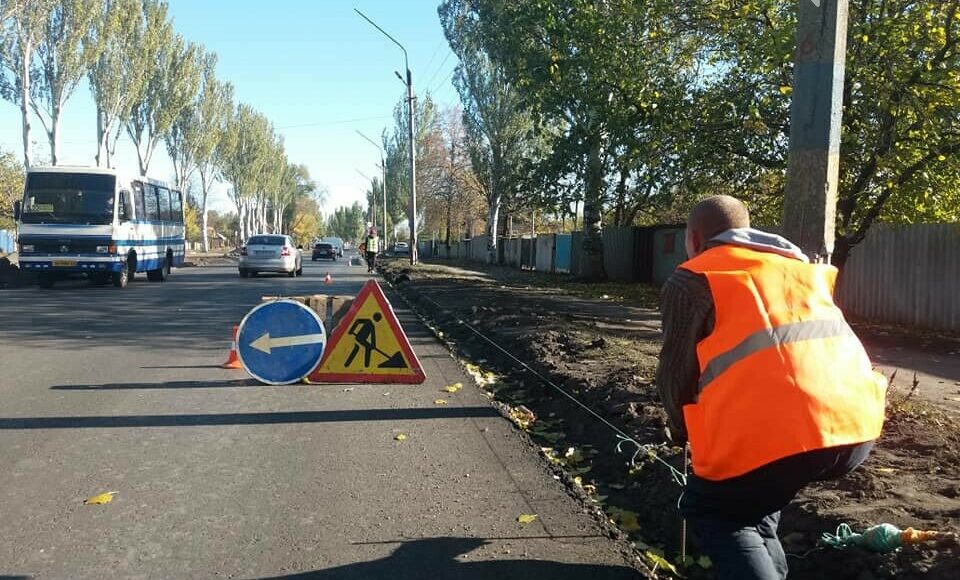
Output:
[656,269,714,443]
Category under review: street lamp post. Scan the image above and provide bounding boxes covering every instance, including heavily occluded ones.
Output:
[356,130,388,251]
[355,8,417,266]
[355,169,376,237]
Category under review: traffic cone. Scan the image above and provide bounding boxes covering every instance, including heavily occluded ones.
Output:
[221,325,242,369]
[324,272,333,285]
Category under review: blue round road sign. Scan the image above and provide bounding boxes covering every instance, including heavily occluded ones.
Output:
[237,300,327,385]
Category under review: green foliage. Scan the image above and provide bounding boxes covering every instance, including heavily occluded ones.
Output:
[183,194,201,243]
[0,149,24,230]
[326,202,366,245]
[439,0,538,252]
[88,0,147,167]
[124,3,203,175]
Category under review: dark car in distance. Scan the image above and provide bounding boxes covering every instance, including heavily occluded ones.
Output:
[312,242,337,261]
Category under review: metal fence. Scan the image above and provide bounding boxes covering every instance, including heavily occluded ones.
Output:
[838,224,960,332]
[0,229,15,254]
[422,223,960,332]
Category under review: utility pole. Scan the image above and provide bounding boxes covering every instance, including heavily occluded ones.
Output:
[355,9,418,266]
[782,0,849,263]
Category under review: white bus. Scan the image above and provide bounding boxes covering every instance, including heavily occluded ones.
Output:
[15,166,186,288]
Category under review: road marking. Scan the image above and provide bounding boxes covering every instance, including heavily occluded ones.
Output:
[250,332,326,354]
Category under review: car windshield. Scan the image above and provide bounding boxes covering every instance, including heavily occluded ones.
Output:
[316,244,332,249]
[21,173,116,225]
[248,236,285,246]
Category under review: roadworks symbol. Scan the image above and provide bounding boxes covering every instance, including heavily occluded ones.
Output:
[307,279,425,384]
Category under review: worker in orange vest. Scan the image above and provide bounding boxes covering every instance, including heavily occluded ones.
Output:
[656,195,887,579]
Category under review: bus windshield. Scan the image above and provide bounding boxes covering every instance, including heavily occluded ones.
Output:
[21,173,116,225]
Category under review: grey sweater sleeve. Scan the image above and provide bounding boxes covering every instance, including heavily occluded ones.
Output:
[656,268,715,443]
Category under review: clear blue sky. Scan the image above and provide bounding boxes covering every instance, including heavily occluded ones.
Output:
[0,0,460,215]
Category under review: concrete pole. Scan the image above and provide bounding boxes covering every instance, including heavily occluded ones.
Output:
[407,69,418,265]
[782,0,849,263]
[381,156,387,253]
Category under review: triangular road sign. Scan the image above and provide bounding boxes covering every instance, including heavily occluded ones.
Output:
[306,279,425,384]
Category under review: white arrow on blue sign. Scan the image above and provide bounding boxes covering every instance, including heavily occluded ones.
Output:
[237,299,327,385]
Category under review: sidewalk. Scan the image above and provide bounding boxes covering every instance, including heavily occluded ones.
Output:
[381,257,960,580]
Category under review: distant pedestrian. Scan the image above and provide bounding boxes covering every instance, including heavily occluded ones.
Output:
[364,227,380,273]
[656,195,887,580]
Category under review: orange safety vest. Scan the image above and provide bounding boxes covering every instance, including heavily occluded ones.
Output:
[680,244,887,481]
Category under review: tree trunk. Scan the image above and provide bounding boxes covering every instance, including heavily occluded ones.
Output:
[486,192,501,264]
[832,234,855,271]
[444,198,452,249]
[580,133,606,281]
[200,172,210,253]
[613,170,627,226]
[96,108,105,167]
[20,40,32,168]
[47,102,62,165]
[136,141,147,175]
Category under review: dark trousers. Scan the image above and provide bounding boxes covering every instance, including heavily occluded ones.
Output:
[365,251,377,271]
[681,441,875,580]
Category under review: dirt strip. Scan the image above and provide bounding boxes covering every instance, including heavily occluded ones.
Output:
[381,258,960,580]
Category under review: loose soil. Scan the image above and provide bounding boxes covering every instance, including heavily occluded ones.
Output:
[380,258,960,579]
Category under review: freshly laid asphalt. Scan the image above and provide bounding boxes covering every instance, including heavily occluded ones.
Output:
[0,254,642,579]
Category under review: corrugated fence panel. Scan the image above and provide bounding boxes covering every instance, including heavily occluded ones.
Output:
[653,228,687,285]
[570,232,584,277]
[503,238,521,266]
[838,224,960,332]
[470,235,489,261]
[555,234,572,273]
[0,230,15,254]
[535,235,554,272]
[602,227,638,281]
[520,237,536,270]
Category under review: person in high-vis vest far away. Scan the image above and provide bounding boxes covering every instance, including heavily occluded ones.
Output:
[364,227,380,273]
[656,195,888,580]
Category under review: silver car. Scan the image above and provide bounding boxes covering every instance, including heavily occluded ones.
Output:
[239,234,302,278]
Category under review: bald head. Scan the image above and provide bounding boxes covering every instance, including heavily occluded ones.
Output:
[684,195,750,258]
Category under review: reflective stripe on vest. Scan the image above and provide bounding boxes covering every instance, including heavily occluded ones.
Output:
[679,244,886,481]
[699,319,855,389]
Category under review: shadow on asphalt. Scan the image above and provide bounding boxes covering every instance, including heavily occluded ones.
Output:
[0,407,501,429]
[51,379,259,390]
[259,537,640,580]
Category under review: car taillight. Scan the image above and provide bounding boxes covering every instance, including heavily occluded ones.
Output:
[280,247,291,256]
[240,246,247,256]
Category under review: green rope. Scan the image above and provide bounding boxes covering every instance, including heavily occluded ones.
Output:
[820,523,903,553]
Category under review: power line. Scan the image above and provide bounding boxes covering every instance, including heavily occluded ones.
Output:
[424,50,454,90]
[422,38,446,81]
[276,114,394,130]
[429,67,458,97]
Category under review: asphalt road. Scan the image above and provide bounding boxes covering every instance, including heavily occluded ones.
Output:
[0,253,642,579]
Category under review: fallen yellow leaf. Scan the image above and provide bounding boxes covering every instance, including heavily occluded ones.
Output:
[443,383,463,393]
[517,514,538,524]
[394,433,408,441]
[877,467,896,474]
[645,551,680,576]
[434,399,448,405]
[83,491,117,505]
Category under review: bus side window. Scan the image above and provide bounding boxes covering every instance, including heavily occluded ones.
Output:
[171,190,183,223]
[145,184,160,221]
[158,186,172,222]
[119,190,132,221]
[133,181,145,220]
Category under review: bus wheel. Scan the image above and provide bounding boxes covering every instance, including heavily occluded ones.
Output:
[147,256,168,282]
[38,273,56,289]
